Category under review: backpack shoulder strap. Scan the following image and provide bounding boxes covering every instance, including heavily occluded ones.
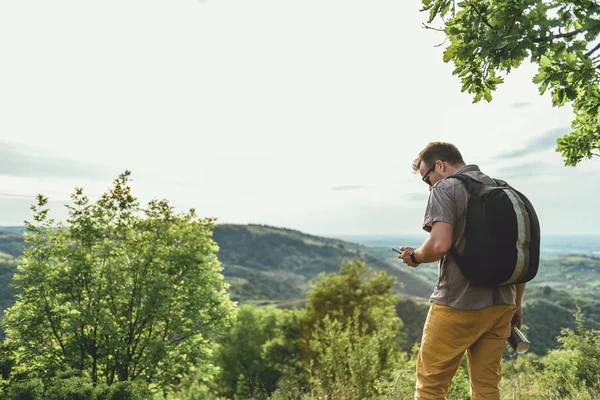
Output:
[492,178,510,188]
[445,174,482,194]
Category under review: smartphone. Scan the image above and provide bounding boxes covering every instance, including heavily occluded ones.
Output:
[392,248,403,255]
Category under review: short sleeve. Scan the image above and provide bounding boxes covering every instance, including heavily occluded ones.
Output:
[422,185,457,232]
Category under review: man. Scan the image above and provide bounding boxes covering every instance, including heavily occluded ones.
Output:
[398,142,526,400]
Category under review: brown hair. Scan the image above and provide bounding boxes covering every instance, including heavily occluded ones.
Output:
[412,142,465,172]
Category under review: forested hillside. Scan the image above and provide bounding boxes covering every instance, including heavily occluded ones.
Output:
[212,224,433,300]
[1,224,599,356]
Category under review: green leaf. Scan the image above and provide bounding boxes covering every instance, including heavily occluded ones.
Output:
[443,45,457,63]
[565,88,578,101]
[493,40,508,50]
[440,0,452,18]
[540,57,552,68]
[428,1,442,23]
[533,71,547,84]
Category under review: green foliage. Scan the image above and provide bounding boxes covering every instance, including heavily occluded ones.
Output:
[302,260,402,340]
[45,374,95,400]
[499,309,600,399]
[395,297,430,352]
[166,379,213,400]
[446,355,471,399]
[541,309,600,397]
[501,353,544,398]
[307,313,403,399]
[2,172,235,390]
[301,261,404,400]
[212,305,303,399]
[522,286,600,354]
[98,380,153,400]
[5,221,600,397]
[423,0,600,166]
[5,378,44,400]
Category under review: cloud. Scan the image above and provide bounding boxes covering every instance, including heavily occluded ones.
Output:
[494,160,568,180]
[495,162,541,179]
[0,140,120,180]
[0,197,71,226]
[331,185,368,191]
[404,192,428,202]
[495,127,568,160]
[511,102,531,109]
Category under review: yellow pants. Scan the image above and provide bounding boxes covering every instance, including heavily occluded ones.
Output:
[415,303,516,400]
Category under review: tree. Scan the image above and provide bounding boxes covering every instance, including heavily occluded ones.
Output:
[2,172,235,390]
[302,261,402,336]
[301,261,404,399]
[212,305,303,399]
[422,0,600,166]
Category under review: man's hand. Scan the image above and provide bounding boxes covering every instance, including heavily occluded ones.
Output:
[514,284,526,329]
[512,305,522,329]
[398,246,420,268]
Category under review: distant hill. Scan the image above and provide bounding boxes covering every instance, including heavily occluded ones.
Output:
[0,223,434,303]
[529,255,600,300]
[0,227,26,236]
[212,224,433,301]
[0,233,25,258]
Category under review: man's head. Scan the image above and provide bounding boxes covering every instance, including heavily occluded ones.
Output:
[413,142,466,188]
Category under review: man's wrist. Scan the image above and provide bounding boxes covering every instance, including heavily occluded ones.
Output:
[410,250,420,264]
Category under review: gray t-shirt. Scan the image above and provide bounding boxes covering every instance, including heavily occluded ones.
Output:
[423,164,516,310]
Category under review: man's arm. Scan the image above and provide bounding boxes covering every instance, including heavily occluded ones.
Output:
[513,283,526,328]
[400,221,453,266]
[413,221,453,263]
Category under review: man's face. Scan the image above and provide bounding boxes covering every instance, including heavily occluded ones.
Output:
[419,161,442,190]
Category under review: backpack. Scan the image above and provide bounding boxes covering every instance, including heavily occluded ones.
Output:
[446,174,540,286]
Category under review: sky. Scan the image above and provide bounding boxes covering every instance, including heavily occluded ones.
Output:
[0,0,599,236]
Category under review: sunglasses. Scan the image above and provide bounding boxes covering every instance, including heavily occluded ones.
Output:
[422,160,444,186]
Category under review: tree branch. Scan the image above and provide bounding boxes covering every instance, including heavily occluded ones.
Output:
[41,291,66,355]
[532,29,585,43]
[585,42,600,58]
[435,37,449,48]
[422,23,445,32]
[469,1,496,30]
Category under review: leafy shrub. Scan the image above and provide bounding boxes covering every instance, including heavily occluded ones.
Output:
[6,378,44,400]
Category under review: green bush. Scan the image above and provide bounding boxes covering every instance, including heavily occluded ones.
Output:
[212,305,303,399]
[447,355,470,400]
[540,310,600,398]
[301,261,404,400]
[45,375,95,400]
[103,380,152,400]
[6,378,44,400]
